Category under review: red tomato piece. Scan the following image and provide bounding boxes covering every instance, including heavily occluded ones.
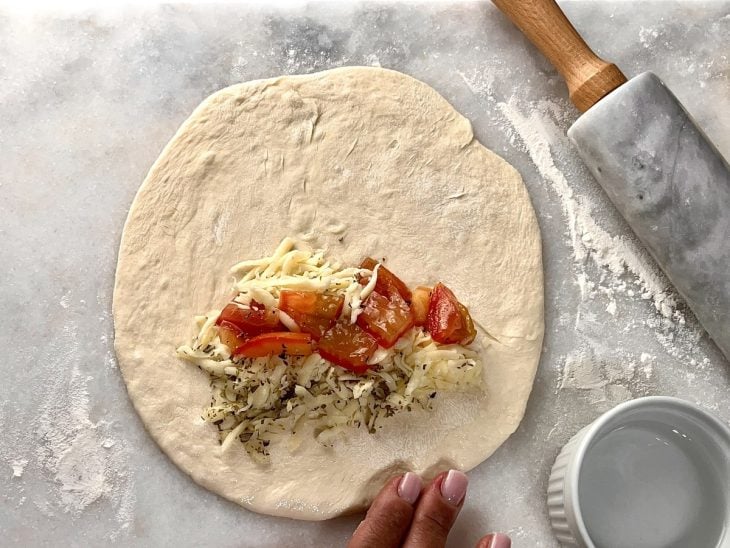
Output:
[410,286,432,327]
[234,332,313,358]
[359,258,412,303]
[216,302,281,336]
[278,290,344,340]
[217,320,248,350]
[317,320,378,374]
[426,283,477,345]
[356,291,414,348]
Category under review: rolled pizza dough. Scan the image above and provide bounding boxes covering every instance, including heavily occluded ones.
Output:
[113,66,544,520]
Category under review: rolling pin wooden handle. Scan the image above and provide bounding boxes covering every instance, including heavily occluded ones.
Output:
[492,0,627,112]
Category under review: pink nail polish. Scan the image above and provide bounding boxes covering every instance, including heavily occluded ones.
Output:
[397,472,422,504]
[440,469,468,506]
[487,532,512,548]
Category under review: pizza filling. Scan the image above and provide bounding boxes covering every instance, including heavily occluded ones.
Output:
[177,238,483,461]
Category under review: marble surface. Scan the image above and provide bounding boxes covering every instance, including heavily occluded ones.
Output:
[1,2,729,547]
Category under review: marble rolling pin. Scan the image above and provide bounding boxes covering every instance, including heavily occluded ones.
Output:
[493,0,730,361]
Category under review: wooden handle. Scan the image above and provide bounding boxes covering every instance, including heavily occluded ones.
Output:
[492,0,627,112]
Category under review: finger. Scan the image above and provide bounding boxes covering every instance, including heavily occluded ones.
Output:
[347,472,423,548]
[476,533,512,548]
[402,469,468,548]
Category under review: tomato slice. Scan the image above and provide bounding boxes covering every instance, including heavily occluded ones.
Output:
[359,258,412,303]
[234,332,313,358]
[278,290,344,340]
[426,283,477,345]
[317,320,378,374]
[217,320,248,350]
[356,291,414,348]
[216,302,281,336]
[410,286,432,327]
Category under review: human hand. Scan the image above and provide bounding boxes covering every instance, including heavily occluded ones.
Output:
[347,470,511,548]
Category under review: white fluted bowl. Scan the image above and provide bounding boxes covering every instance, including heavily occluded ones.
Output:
[547,397,730,548]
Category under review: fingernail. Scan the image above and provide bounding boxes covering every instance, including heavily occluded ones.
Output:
[440,469,468,506]
[397,472,422,505]
[486,533,512,548]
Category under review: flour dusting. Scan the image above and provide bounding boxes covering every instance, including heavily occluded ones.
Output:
[365,53,382,67]
[559,347,651,408]
[2,314,135,539]
[212,211,229,246]
[457,66,714,399]
[496,96,681,321]
[40,322,135,533]
[37,359,109,512]
[460,67,687,325]
[11,459,28,478]
[639,26,660,46]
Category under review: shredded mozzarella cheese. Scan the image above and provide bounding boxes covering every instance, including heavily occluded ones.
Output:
[176,239,484,461]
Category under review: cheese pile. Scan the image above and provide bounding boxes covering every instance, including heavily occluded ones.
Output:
[177,238,483,461]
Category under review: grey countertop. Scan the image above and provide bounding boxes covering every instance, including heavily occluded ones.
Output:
[1,2,729,547]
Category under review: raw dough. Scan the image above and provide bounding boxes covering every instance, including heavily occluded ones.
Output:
[113,67,544,520]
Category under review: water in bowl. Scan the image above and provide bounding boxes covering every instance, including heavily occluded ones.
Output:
[578,419,727,548]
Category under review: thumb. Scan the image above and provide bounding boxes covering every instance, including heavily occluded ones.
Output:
[476,533,512,548]
[347,473,422,548]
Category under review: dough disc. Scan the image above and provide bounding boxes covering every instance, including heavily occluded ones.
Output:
[113,67,544,520]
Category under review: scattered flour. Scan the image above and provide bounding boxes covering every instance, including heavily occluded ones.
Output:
[230,52,249,81]
[559,347,652,408]
[639,353,655,379]
[2,311,135,540]
[457,66,712,400]
[11,459,28,478]
[212,210,229,246]
[365,53,382,67]
[639,25,660,46]
[457,69,697,321]
[37,359,111,513]
[495,96,681,321]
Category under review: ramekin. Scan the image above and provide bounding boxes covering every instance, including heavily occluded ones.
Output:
[546,396,730,547]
